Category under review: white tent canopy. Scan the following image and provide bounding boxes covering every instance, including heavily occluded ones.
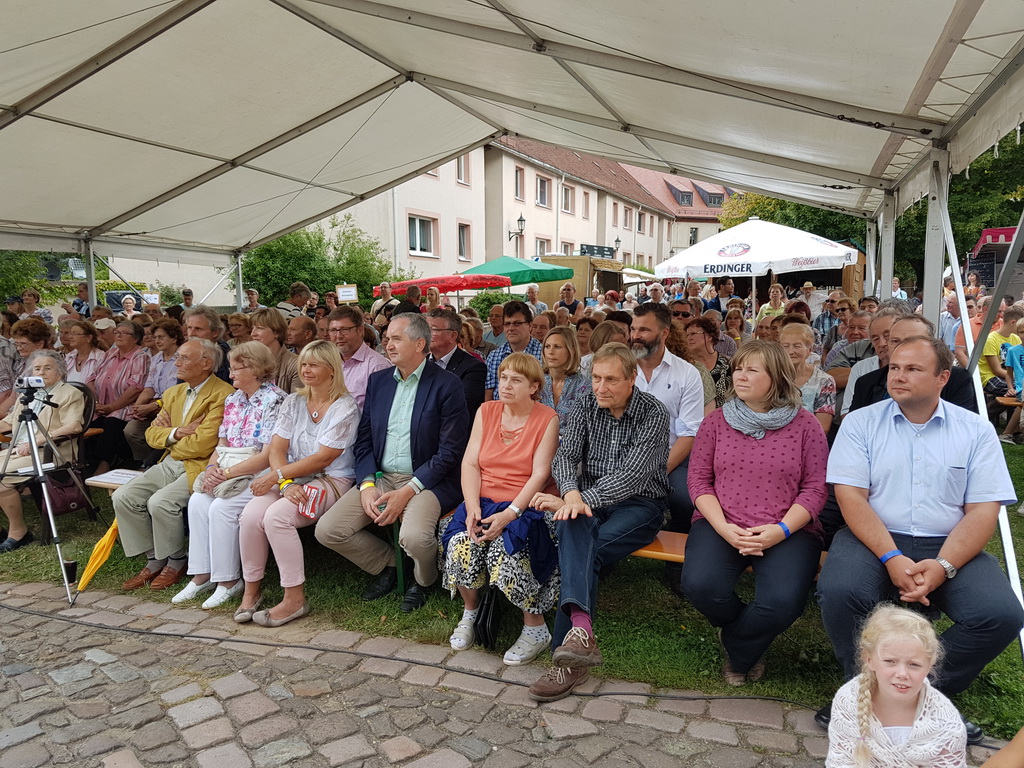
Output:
[2,0,1023,278]
[655,219,857,280]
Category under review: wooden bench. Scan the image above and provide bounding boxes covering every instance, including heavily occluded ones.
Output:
[632,530,829,572]
[996,396,1022,409]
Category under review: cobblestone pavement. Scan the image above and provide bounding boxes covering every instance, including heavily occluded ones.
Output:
[0,583,1005,768]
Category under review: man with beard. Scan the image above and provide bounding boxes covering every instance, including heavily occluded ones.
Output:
[629,302,705,594]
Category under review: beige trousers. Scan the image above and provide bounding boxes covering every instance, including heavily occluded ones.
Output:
[112,457,190,560]
[315,471,441,587]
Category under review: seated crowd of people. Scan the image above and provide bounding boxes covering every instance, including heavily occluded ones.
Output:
[0,275,1020,752]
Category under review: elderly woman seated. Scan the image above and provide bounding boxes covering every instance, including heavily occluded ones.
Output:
[441,353,561,665]
[173,342,286,608]
[0,351,85,552]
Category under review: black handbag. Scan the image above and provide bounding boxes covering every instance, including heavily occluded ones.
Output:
[473,585,503,650]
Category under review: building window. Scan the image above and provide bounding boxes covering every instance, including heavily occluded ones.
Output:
[514,166,524,200]
[458,223,470,261]
[561,242,573,257]
[456,155,469,185]
[672,188,692,206]
[689,227,699,245]
[637,211,645,234]
[612,202,618,227]
[623,206,633,230]
[535,238,550,256]
[708,193,724,207]
[561,185,575,214]
[536,176,550,207]
[408,216,434,255]
[582,191,590,219]
[623,251,631,265]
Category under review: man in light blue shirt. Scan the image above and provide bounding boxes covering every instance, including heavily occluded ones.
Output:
[816,335,1023,743]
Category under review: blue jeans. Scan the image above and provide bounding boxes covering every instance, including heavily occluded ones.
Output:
[682,518,822,673]
[666,458,694,534]
[551,495,665,648]
[817,528,1024,695]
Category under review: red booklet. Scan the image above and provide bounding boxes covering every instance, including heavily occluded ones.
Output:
[297,485,324,519]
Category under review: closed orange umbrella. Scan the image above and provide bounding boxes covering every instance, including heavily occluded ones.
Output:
[75,520,119,597]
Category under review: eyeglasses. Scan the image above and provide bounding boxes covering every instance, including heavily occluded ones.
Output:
[228,365,249,375]
[505,320,529,328]
[113,330,135,337]
[824,300,836,304]
[836,307,851,313]
[328,325,360,335]
[672,311,691,318]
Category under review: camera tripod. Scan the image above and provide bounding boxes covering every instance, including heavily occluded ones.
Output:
[0,386,92,604]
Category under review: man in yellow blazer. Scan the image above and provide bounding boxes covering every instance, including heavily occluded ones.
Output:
[113,339,234,591]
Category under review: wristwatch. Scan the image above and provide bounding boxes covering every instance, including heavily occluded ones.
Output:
[508,504,523,518]
[935,557,958,580]
[276,469,284,482]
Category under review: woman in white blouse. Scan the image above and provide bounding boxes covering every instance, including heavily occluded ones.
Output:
[236,340,359,627]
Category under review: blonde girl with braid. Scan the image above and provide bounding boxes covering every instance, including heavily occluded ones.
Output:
[825,605,966,768]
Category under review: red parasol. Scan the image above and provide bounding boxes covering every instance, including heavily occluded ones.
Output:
[373,274,511,297]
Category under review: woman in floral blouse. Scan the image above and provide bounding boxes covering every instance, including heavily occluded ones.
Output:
[173,342,286,609]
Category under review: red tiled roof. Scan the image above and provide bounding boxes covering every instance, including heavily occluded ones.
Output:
[620,164,738,221]
[495,136,675,219]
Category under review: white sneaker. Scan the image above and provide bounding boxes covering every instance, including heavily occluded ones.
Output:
[171,579,215,604]
[503,627,551,666]
[449,618,475,650]
[201,581,244,610]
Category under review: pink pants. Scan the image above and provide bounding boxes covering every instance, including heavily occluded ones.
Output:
[239,477,351,588]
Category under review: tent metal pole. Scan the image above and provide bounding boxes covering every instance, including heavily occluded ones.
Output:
[937,187,1024,660]
[91,254,138,298]
[84,239,97,309]
[234,252,244,311]
[878,191,896,301]
[967,206,1024,374]
[921,149,949,326]
[197,270,232,307]
[865,220,877,297]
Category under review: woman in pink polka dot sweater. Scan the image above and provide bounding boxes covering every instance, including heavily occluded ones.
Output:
[682,340,829,687]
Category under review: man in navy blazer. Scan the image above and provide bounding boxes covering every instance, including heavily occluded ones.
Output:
[426,308,486,418]
[316,312,470,612]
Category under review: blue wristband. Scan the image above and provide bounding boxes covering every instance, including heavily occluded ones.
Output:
[879,549,902,564]
[777,522,791,539]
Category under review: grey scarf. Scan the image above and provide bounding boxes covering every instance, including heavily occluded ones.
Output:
[722,397,799,439]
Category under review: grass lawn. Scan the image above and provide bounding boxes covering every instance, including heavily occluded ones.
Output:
[1,448,1023,738]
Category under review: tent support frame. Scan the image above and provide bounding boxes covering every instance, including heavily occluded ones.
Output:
[921,147,950,325]
[878,191,896,299]
[938,199,1024,659]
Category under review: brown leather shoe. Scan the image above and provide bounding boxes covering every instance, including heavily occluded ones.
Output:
[150,561,188,590]
[122,567,160,591]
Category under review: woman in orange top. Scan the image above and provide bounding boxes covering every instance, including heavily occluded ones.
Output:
[441,353,560,665]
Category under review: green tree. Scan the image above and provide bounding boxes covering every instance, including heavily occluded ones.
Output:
[0,251,42,300]
[238,214,414,311]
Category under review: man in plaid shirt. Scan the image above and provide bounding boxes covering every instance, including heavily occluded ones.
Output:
[527,343,670,701]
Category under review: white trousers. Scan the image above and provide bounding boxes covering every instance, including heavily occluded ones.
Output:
[186,488,253,582]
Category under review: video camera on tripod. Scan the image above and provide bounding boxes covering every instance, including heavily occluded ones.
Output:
[15,375,47,393]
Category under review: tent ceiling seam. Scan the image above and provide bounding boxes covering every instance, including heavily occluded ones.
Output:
[241,129,506,251]
[270,0,410,77]
[0,0,218,133]
[304,0,943,137]
[89,75,405,235]
[416,75,889,189]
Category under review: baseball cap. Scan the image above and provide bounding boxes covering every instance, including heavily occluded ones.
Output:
[94,318,117,330]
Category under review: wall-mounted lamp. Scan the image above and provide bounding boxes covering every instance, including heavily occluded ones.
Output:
[508,214,526,242]
[669,248,676,257]
[613,236,621,254]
